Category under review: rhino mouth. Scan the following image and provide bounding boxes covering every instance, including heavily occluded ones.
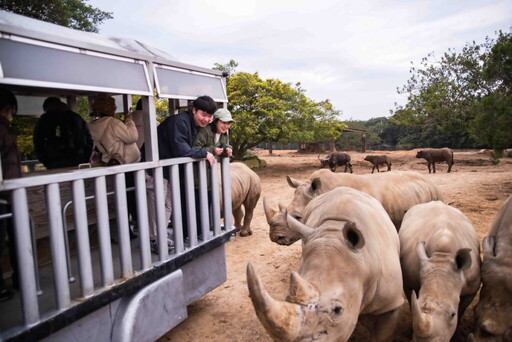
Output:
[271,234,294,245]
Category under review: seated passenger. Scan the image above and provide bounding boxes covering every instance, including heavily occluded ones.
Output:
[33,97,93,169]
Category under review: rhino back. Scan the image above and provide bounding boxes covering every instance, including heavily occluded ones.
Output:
[230,162,261,207]
[310,170,442,228]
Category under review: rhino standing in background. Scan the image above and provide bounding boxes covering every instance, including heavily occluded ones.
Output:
[469,196,512,342]
[225,162,261,237]
[416,147,454,173]
[265,169,442,245]
[248,187,404,341]
[399,201,481,341]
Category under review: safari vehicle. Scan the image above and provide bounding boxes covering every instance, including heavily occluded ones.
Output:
[0,10,234,341]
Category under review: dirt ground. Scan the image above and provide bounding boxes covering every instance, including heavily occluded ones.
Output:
[160,149,512,342]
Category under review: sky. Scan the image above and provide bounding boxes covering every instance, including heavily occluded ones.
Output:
[87,0,512,121]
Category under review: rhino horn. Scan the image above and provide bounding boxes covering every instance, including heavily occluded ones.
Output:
[263,197,277,223]
[278,202,287,212]
[411,290,432,338]
[246,262,301,341]
[286,272,320,305]
[286,214,315,238]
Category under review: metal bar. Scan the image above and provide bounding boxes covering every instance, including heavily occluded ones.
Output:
[153,167,168,259]
[134,170,152,269]
[221,158,233,231]
[72,179,94,297]
[170,165,184,253]
[210,163,221,236]
[11,188,40,325]
[197,160,209,240]
[184,162,197,246]
[114,173,133,278]
[94,176,114,287]
[45,183,71,309]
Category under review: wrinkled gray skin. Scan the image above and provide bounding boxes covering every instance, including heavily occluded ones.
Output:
[468,196,512,342]
[318,155,329,168]
[248,187,404,342]
[364,154,392,173]
[399,201,481,342]
[265,169,442,245]
[328,151,353,173]
[415,148,454,173]
[226,162,261,237]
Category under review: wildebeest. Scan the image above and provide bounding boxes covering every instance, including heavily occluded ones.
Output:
[225,162,261,237]
[328,151,353,173]
[248,187,404,341]
[416,147,454,173]
[469,196,512,341]
[364,154,392,173]
[399,201,481,341]
[317,154,329,168]
[264,169,442,245]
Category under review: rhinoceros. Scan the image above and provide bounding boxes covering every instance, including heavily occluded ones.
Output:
[469,196,512,341]
[248,187,404,341]
[416,147,454,173]
[264,169,442,245]
[225,162,261,237]
[399,201,481,341]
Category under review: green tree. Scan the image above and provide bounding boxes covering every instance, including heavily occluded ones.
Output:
[225,71,345,159]
[392,38,494,148]
[0,0,112,33]
[469,31,512,163]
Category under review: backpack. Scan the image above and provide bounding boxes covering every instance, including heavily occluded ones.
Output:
[36,110,89,168]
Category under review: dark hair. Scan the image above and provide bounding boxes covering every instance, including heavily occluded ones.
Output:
[0,87,18,115]
[43,97,66,112]
[192,95,217,115]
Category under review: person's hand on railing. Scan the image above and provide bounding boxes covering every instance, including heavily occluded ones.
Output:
[206,152,216,166]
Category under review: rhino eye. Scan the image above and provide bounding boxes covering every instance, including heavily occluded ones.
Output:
[293,215,302,221]
[333,305,343,315]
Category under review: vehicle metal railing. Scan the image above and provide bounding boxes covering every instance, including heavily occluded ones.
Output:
[0,156,233,340]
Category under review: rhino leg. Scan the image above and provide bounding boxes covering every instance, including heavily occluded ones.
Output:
[239,204,255,237]
[233,206,244,234]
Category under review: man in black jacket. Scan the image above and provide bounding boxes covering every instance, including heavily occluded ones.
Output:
[33,97,93,169]
[147,95,216,253]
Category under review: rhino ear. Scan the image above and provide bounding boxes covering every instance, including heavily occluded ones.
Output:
[310,177,321,193]
[482,235,496,259]
[416,241,429,263]
[286,176,302,189]
[343,222,365,250]
[454,248,472,272]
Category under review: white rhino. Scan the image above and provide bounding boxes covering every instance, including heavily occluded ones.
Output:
[265,169,442,245]
[469,196,512,341]
[399,201,481,341]
[248,187,404,341]
[226,162,261,237]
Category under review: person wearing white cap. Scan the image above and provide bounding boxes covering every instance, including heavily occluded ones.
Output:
[193,108,234,159]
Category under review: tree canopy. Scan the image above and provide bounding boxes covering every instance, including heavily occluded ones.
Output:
[0,0,112,33]
[218,68,346,159]
[391,29,512,161]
